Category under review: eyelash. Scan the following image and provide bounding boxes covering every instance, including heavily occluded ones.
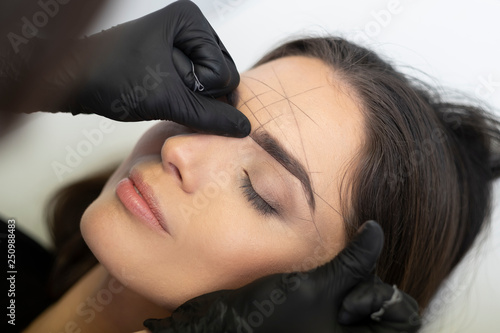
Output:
[240,171,278,217]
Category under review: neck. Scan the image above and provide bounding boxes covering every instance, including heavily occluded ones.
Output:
[25,264,171,333]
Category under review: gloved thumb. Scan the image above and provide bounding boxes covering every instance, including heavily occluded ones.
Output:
[171,91,251,138]
[324,220,384,298]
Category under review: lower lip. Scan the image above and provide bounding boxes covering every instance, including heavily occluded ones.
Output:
[116,178,167,233]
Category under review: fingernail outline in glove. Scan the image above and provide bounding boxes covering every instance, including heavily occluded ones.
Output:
[370,284,403,322]
[191,62,205,92]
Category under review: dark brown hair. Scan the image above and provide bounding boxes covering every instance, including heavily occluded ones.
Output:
[254,37,500,309]
[46,168,113,299]
[47,37,500,311]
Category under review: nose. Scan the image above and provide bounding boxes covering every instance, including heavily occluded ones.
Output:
[161,134,218,193]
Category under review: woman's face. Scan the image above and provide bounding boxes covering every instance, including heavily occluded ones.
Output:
[81,56,364,309]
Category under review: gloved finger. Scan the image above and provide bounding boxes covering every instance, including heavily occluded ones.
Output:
[168,0,239,97]
[172,47,200,92]
[143,290,231,332]
[167,89,251,138]
[143,316,174,333]
[322,221,384,297]
[338,276,421,327]
[192,25,240,97]
[172,44,240,98]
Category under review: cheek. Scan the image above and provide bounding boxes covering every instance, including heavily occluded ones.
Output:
[81,192,182,307]
[198,211,345,288]
[187,200,312,290]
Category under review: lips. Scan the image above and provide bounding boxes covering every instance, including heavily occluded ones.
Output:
[116,171,169,234]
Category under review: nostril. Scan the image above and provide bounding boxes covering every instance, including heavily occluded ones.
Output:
[168,162,182,182]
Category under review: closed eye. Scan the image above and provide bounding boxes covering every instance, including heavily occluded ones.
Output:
[240,170,278,217]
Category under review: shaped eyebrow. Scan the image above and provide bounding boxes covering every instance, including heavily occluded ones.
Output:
[250,129,316,212]
[227,89,316,213]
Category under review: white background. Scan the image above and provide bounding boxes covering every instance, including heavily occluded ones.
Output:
[0,0,499,331]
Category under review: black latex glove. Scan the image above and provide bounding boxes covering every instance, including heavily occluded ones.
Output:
[1,0,249,137]
[143,221,422,333]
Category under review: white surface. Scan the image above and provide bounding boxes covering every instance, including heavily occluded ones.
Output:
[0,0,498,331]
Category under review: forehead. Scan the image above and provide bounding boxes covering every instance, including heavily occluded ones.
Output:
[236,56,364,231]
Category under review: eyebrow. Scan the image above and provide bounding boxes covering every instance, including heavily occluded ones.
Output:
[250,129,316,212]
[227,89,316,212]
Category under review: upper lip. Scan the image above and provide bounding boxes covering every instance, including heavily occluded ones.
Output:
[129,168,170,234]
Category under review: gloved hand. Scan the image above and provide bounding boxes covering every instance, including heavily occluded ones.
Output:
[143,221,422,333]
[2,0,249,137]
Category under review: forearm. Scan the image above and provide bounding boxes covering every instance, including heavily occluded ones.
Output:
[0,36,34,112]
[1,19,157,115]
[0,0,107,115]
[0,36,69,114]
